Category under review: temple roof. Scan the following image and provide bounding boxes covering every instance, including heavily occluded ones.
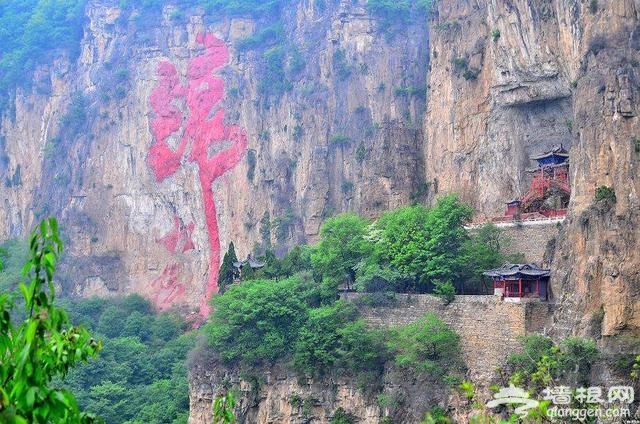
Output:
[483,263,550,278]
[531,144,569,161]
[233,255,266,269]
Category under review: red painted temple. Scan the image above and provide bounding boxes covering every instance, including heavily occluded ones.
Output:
[483,263,550,300]
[495,145,570,222]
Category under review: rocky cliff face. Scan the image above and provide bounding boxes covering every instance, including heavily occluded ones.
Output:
[2,0,640,421]
[0,0,429,315]
[425,0,639,343]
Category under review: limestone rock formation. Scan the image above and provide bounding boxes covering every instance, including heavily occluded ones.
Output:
[0,0,429,315]
[425,0,640,342]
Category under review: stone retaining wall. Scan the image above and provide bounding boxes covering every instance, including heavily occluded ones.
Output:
[343,294,554,383]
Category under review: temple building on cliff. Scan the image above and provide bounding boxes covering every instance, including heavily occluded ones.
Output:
[483,263,550,301]
[497,145,571,222]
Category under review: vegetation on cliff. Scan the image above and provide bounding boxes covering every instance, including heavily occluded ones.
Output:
[204,274,464,390]
[203,196,498,394]
[229,194,516,297]
[506,334,598,392]
[0,0,85,98]
[0,0,434,110]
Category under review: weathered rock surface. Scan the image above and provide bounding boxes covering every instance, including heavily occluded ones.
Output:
[426,0,640,344]
[188,295,552,424]
[1,0,640,421]
[0,0,429,314]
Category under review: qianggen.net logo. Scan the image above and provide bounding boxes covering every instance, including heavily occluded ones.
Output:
[486,384,636,422]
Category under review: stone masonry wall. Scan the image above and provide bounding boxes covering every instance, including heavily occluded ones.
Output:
[343,294,553,384]
[498,221,562,265]
[467,220,562,265]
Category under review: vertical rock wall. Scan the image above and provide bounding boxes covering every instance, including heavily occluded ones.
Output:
[425,0,640,344]
[0,0,430,312]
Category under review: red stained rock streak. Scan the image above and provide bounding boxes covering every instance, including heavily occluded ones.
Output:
[147,33,247,317]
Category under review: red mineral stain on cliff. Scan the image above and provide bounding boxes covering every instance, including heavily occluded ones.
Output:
[157,216,195,254]
[148,33,247,317]
[150,263,187,311]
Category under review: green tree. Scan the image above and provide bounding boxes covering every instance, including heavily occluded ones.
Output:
[457,223,511,294]
[293,301,384,377]
[311,213,372,287]
[212,390,236,424]
[432,280,456,304]
[508,335,598,391]
[366,194,473,292]
[205,276,314,365]
[218,242,239,293]
[0,217,102,423]
[61,295,195,424]
[387,312,464,381]
[0,238,29,292]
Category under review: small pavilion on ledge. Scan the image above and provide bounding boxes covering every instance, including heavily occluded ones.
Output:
[483,263,550,301]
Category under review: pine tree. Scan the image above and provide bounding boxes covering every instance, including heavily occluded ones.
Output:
[218,242,239,294]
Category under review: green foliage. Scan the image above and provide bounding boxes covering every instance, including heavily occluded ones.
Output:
[293,301,385,377]
[218,242,239,294]
[387,313,464,380]
[595,185,616,204]
[458,223,509,294]
[366,195,473,291]
[202,0,287,17]
[491,28,501,41]
[293,124,303,141]
[366,0,411,23]
[212,390,237,424]
[394,86,427,98]
[0,0,86,103]
[288,45,306,75]
[366,0,432,31]
[60,92,87,139]
[205,274,386,382]
[330,407,357,424]
[236,24,284,51]
[0,238,29,293]
[458,380,475,400]
[451,56,480,80]
[589,0,598,14]
[169,8,184,21]
[59,294,194,424]
[273,209,297,243]
[508,334,598,391]
[311,213,372,286]
[0,217,102,423]
[205,276,315,365]
[434,20,461,32]
[451,57,468,70]
[330,133,351,146]
[260,211,271,247]
[433,280,456,304]
[421,406,453,424]
[356,142,366,163]
[259,45,292,97]
[251,246,312,281]
[631,354,640,379]
[333,49,352,81]
[341,180,354,194]
[246,149,257,181]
